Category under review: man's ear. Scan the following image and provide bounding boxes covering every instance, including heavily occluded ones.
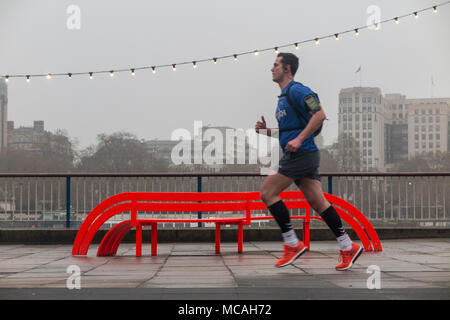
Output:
[283,65,291,75]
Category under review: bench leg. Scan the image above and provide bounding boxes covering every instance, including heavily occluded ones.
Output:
[238,223,243,254]
[303,221,310,251]
[136,224,142,257]
[215,223,221,254]
[151,223,158,256]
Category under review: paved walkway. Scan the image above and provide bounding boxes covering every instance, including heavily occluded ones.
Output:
[0,239,450,299]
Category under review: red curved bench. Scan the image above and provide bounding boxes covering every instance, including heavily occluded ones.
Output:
[72,191,382,257]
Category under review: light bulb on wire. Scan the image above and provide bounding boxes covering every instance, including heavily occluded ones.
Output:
[2,3,447,83]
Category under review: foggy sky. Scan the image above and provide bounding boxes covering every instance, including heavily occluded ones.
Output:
[1,0,449,150]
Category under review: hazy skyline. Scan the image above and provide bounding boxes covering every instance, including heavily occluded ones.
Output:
[1,0,449,150]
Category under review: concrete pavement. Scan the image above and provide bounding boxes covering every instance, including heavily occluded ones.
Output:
[0,239,450,299]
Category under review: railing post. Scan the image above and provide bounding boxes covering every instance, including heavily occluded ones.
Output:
[66,176,71,228]
[328,176,333,195]
[197,176,202,227]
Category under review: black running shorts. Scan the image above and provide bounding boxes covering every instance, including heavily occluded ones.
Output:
[277,149,320,184]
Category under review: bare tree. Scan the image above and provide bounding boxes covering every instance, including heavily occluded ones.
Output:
[0,130,75,173]
[329,136,361,172]
[76,132,168,173]
[319,149,339,173]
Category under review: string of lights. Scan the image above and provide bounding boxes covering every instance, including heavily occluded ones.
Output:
[2,1,449,83]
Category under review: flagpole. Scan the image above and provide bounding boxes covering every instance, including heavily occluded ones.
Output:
[360,69,362,87]
[355,66,362,87]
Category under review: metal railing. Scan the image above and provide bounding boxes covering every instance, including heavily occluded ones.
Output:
[0,173,448,229]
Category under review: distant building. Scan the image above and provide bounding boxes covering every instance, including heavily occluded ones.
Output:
[7,121,72,156]
[0,79,7,153]
[407,98,450,159]
[7,121,46,153]
[383,95,450,161]
[143,139,181,166]
[339,87,450,171]
[144,125,258,172]
[338,87,385,171]
[144,139,180,160]
[383,94,409,166]
[200,125,252,168]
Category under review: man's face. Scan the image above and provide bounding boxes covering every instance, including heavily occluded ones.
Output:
[271,57,288,83]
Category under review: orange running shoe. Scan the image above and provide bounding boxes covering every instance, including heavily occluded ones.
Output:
[335,243,363,271]
[275,240,307,268]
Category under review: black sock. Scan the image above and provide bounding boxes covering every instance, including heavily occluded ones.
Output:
[268,200,292,233]
[320,206,346,238]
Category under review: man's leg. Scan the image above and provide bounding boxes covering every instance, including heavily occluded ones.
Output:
[295,177,351,249]
[260,173,296,245]
[260,173,294,206]
[260,173,307,267]
[296,177,363,270]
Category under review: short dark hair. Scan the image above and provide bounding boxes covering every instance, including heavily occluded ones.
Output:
[277,52,299,76]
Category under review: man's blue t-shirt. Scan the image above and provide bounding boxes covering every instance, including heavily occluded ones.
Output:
[276,81,319,153]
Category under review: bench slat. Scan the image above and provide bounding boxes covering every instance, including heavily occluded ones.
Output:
[136,202,249,212]
[249,200,309,211]
[139,218,245,223]
[129,192,258,202]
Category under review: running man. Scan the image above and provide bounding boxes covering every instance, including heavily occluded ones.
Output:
[255,53,363,270]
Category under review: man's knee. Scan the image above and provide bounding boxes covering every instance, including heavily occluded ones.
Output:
[259,188,270,203]
[301,190,330,213]
[297,179,329,213]
[309,197,330,214]
[260,187,277,205]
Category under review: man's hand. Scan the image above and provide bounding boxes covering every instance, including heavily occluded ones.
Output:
[285,136,303,152]
[255,116,267,133]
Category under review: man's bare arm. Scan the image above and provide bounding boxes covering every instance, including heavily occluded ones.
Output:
[296,109,326,143]
[284,108,326,152]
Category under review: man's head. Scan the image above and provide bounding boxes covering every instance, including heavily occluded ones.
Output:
[271,53,299,83]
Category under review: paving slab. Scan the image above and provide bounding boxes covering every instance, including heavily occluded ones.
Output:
[0,239,449,299]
